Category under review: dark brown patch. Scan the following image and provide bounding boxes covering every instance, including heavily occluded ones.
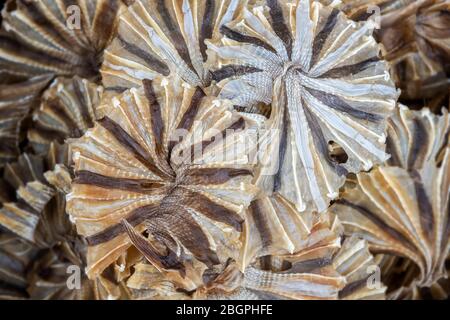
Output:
[179,189,243,232]
[337,199,417,252]
[86,204,157,246]
[407,118,428,170]
[184,168,252,185]
[211,65,263,82]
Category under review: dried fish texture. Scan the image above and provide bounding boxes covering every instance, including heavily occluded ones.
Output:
[376,255,450,299]
[0,153,55,243]
[127,208,347,300]
[28,76,104,154]
[0,232,38,299]
[0,0,124,82]
[333,236,387,299]
[67,76,260,280]
[328,106,450,290]
[0,75,52,167]
[240,193,340,270]
[326,0,450,100]
[101,0,246,93]
[208,0,398,214]
[26,240,131,300]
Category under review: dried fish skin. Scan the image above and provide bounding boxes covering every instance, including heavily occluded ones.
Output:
[0,0,125,82]
[208,0,398,214]
[67,76,261,279]
[101,0,246,93]
[329,106,450,289]
[0,75,52,167]
[28,76,104,154]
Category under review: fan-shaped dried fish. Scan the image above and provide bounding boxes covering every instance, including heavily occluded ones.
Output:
[101,0,245,93]
[325,0,450,101]
[329,106,450,292]
[0,0,124,82]
[0,75,52,167]
[208,0,398,214]
[28,76,103,154]
[67,76,260,280]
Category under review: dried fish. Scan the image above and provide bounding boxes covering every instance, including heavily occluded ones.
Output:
[28,77,103,154]
[329,106,450,293]
[101,0,245,93]
[325,0,450,101]
[208,0,398,214]
[0,0,124,82]
[67,76,261,280]
[0,75,52,167]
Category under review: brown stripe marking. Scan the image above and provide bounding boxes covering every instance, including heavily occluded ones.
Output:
[86,204,157,246]
[178,189,243,232]
[303,103,348,176]
[220,25,277,54]
[74,170,166,194]
[211,65,263,82]
[337,199,417,252]
[318,57,380,79]
[98,116,167,178]
[156,0,196,74]
[310,8,340,68]
[142,79,165,158]
[267,0,292,57]
[199,0,215,62]
[249,199,273,248]
[305,86,382,122]
[184,167,252,185]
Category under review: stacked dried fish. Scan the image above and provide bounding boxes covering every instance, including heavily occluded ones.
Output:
[0,0,449,300]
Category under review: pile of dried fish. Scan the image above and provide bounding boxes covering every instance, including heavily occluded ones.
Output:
[0,0,449,300]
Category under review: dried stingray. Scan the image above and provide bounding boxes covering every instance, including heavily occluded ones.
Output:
[324,0,450,101]
[101,0,246,93]
[208,0,398,214]
[28,76,104,154]
[0,0,124,82]
[329,105,450,295]
[0,75,52,167]
[67,75,261,281]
